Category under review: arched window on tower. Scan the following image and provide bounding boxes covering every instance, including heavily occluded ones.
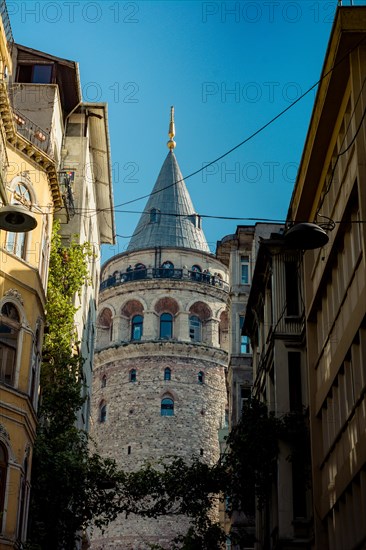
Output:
[189,315,202,342]
[160,313,173,339]
[129,369,137,383]
[99,402,107,423]
[0,302,21,386]
[101,375,107,388]
[164,367,171,381]
[131,315,143,341]
[161,397,174,416]
[198,371,205,384]
[0,442,7,527]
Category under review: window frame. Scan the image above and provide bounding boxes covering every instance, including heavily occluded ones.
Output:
[160,312,173,340]
[161,397,174,416]
[99,402,107,423]
[0,302,21,387]
[0,442,7,528]
[240,254,250,285]
[164,367,171,381]
[5,182,33,260]
[129,368,137,383]
[189,315,202,342]
[131,314,143,341]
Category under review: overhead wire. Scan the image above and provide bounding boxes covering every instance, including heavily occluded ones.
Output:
[24,34,366,225]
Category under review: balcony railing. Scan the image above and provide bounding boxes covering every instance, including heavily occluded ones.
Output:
[13,109,52,156]
[100,267,229,292]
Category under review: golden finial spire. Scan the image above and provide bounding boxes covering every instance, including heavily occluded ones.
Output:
[167,106,176,151]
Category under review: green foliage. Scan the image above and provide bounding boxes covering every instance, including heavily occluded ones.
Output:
[27,221,122,550]
[224,399,282,516]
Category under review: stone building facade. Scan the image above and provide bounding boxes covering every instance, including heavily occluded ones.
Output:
[90,118,229,549]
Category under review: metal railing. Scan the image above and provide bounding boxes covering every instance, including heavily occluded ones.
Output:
[100,267,229,292]
[13,108,52,156]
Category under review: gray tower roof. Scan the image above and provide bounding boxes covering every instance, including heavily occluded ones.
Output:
[127,150,210,252]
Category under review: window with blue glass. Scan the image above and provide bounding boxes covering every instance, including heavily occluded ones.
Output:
[131,315,143,341]
[198,371,205,384]
[160,313,173,339]
[99,402,107,423]
[189,315,202,342]
[161,397,174,416]
[240,316,250,353]
[129,369,137,382]
[164,367,171,381]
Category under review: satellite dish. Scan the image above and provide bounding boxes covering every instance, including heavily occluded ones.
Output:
[0,204,37,232]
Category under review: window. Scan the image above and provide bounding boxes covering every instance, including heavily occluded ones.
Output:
[240,255,250,284]
[285,261,300,315]
[0,443,7,526]
[164,367,171,381]
[131,315,143,341]
[17,63,53,84]
[150,208,160,223]
[161,397,174,416]
[0,302,20,386]
[160,313,173,339]
[6,183,32,259]
[129,369,137,383]
[189,315,202,342]
[198,371,204,384]
[99,403,107,423]
[288,352,302,411]
[240,316,250,353]
[101,375,107,388]
[30,325,41,406]
[161,261,174,270]
[241,387,251,413]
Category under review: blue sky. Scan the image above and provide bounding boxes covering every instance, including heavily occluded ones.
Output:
[9,1,337,260]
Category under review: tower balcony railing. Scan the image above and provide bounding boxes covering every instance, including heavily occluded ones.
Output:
[100,267,229,292]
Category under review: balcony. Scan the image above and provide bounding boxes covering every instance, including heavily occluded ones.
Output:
[13,108,52,156]
[100,267,229,292]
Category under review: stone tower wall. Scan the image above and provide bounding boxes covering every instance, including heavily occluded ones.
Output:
[90,249,229,549]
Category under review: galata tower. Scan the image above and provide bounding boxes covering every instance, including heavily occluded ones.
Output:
[90,108,229,549]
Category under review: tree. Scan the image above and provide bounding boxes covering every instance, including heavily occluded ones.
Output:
[27,221,122,550]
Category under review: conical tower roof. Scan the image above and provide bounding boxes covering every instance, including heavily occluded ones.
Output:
[127,110,210,253]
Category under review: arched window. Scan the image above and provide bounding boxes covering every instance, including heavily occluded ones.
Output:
[190,265,202,282]
[160,313,173,339]
[189,315,202,342]
[161,397,174,416]
[131,315,143,341]
[129,369,137,383]
[198,371,205,384]
[164,367,171,381]
[5,183,32,259]
[150,208,160,223]
[0,442,7,524]
[161,261,174,269]
[101,375,107,388]
[0,302,21,386]
[99,402,107,423]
